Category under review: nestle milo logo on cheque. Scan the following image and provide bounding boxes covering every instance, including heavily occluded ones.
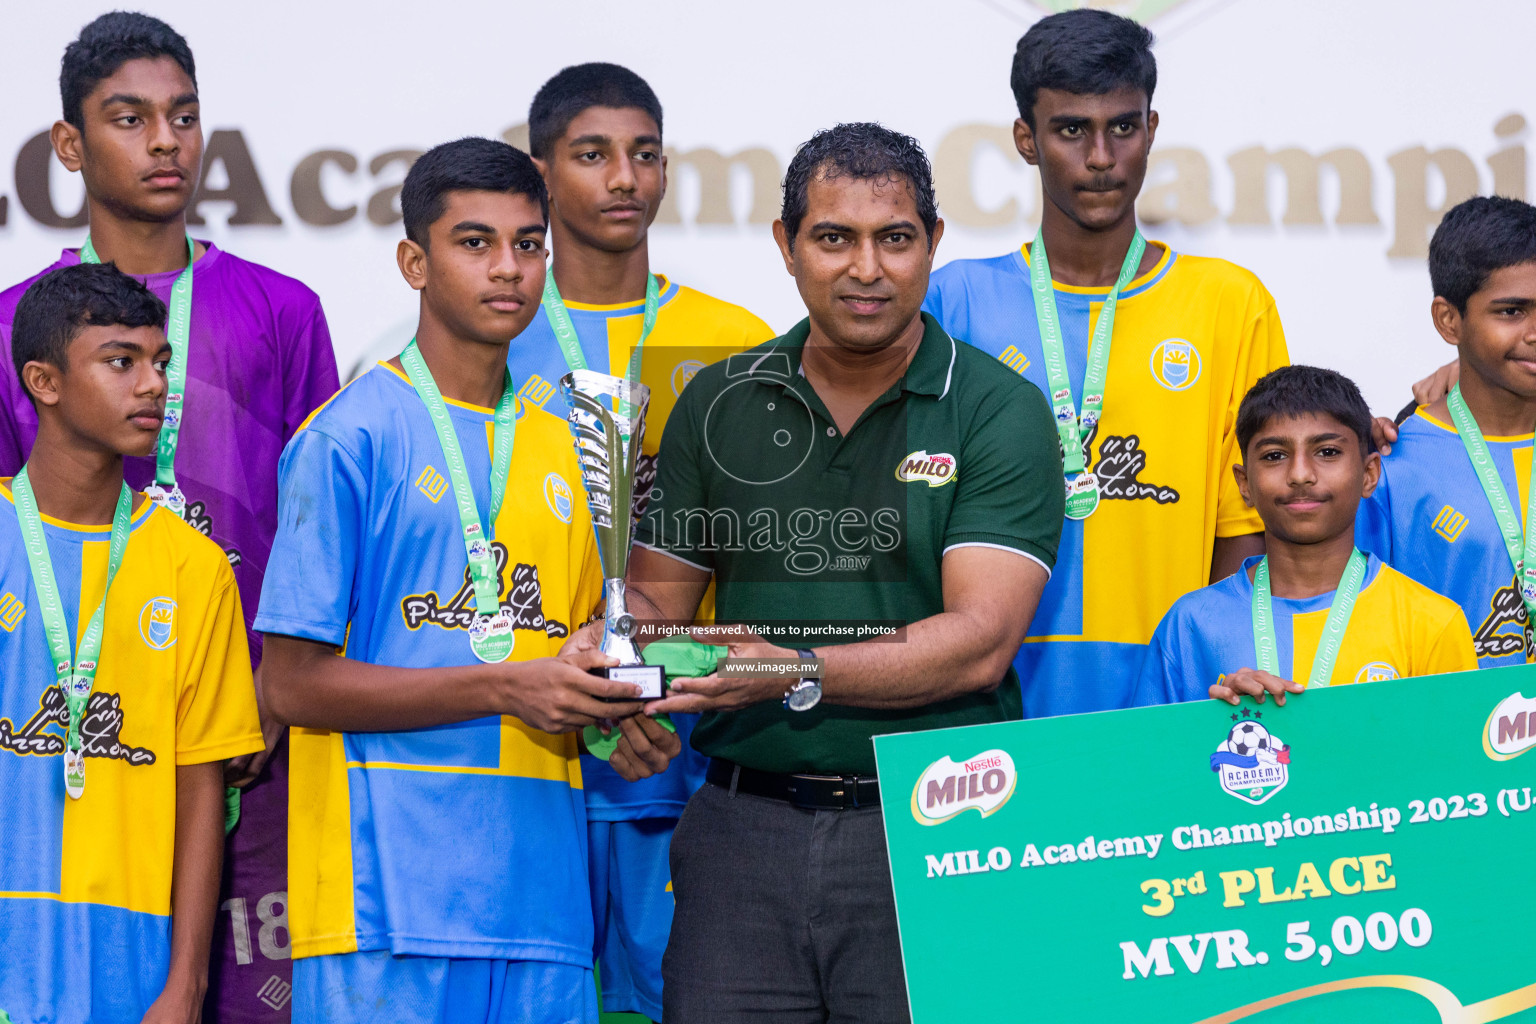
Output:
[911,748,1017,825]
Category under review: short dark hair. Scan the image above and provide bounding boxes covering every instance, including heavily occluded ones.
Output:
[780,123,938,251]
[1010,9,1156,128]
[61,12,197,130]
[528,63,663,160]
[1236,365,1374,458]
[400,137,549,247]
[11,263,166,399]
[1429,195,1536,313]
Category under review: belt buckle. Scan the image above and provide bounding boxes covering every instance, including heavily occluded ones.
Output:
[787,773,837,810]
[841,774,863,809]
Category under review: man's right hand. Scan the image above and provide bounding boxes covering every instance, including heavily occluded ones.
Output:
[496,647,644,733]
[1210,667,1304,706]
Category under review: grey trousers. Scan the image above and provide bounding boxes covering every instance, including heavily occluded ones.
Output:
[661,779,913,1024]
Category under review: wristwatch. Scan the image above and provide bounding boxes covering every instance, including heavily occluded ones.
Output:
[784,647,823,712]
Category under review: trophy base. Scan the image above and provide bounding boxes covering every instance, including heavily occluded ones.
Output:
[600,663,666,701]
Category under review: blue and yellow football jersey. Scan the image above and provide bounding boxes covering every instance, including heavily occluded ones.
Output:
[0,490,260,1023]
[1357,408,1534,668]
[253,362,604,964]
[512,276,773,821]
[925,241,1288,716]
[1134,554,1476,706]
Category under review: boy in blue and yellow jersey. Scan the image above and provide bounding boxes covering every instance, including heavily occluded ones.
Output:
[1358,196,1536,669]
[0,263,261,1023]
[1135,366,1475,708]
[517,63,774,1023]
[255,139,675,1024]
[924,9,1287,716]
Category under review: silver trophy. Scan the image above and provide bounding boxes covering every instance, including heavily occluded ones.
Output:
[559,369,666,699]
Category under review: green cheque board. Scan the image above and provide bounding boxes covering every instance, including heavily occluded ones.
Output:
[873,664,1536,1023]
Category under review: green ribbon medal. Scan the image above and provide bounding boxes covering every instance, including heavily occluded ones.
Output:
[1028,231,1146,520]
[12,468,133,798]
[401,340,518,663]
[1250,548,1368,687]
[1447,384,1536,656]
[541,272,660,386]
[80,235,194,519]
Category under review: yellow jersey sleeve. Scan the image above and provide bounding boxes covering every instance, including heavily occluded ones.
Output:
[1419,605,1479,677]
[174,567,261,764]
[1216,294,1290,538]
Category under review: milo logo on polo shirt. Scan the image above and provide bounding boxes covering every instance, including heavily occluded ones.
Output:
[896,450,957,487]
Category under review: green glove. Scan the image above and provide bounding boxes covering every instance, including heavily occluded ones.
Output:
[583,634,727,761]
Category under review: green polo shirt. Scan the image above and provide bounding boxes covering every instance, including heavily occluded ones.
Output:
[636,313,1064,775]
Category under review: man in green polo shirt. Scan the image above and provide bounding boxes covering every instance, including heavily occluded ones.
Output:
[614,122,1064,1023]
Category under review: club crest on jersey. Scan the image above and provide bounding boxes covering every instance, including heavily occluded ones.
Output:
[1150,338,1201,392]
[139,598,178,650]
[544,472,574,523]
[1210,713,1290,805]
[1354,661,1400,683]
[672,360,706,396]
[896,450,957,487]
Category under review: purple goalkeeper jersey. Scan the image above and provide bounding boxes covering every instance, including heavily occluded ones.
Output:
[0,241,340,1023]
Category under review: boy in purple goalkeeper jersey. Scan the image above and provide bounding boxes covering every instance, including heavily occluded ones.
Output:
[0,13,339,1022]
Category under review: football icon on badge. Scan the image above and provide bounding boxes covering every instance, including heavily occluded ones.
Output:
[1209,718,1290,805]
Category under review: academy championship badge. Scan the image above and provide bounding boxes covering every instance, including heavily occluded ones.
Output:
[1209,716,1291,805]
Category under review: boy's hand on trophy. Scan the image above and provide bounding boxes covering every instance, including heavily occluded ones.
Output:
[609,714,683,781]
[559,618,605,657]
[503,650,640,733]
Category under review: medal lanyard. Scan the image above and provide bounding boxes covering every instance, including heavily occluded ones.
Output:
[401,340,516,618]
[80,235,193,494]
[541,272,659,385]
[1029,231,1145,479]
[1251,548,1368,687]
[12,467,133,798]
[1447,383,1536,652]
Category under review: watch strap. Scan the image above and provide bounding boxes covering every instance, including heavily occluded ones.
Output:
[795,648,819,679]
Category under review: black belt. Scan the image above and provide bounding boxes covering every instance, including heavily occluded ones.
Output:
[706,758,880,810]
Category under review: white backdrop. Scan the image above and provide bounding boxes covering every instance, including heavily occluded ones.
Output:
[2,0,1532,411]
